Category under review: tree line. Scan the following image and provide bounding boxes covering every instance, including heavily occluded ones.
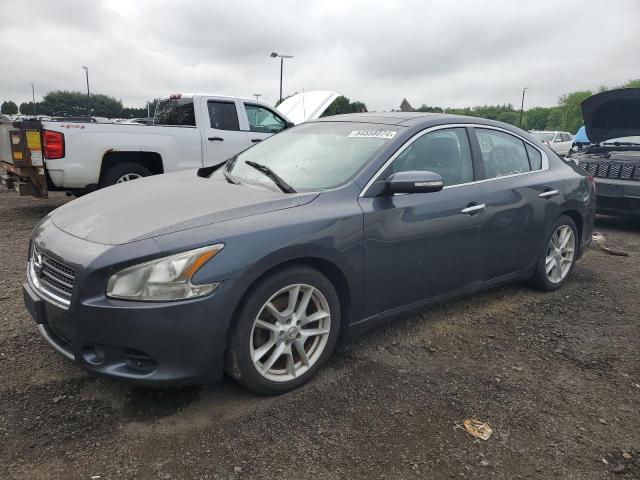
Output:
[2,79,639,129]
[1,90,156,118]
[413,79,640,134]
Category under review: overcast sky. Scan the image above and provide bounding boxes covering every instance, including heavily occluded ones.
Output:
[1,0,639,111]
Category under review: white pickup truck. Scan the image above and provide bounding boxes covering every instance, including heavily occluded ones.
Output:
[0,91,338,197]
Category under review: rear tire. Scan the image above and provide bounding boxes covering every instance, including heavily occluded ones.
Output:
[226,265,340,395]
[529,215,578,291]
[100,162,152,188]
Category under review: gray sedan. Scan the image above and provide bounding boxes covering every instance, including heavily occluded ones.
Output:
[23,113,596,394]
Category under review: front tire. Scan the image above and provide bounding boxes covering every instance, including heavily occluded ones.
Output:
[529,215,578,291]
[226,266,340,395]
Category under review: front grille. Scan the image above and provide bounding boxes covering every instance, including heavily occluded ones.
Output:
[578,160,640,182]
[621,165,634,180]
[31,245,76,301]
[597,163,609,177]
[608,163,621,179]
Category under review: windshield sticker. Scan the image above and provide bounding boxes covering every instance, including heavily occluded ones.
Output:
[348,130,397,139]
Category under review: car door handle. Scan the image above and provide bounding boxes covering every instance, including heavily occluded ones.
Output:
[461,203,486,215]
[208,137,224,142]
[539,189,559,199]
[251,138,262,143]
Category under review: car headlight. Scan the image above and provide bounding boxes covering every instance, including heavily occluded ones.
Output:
[106,244,224,301]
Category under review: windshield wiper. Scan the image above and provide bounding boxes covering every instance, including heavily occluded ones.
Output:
[222,168,239,185]
[244,161,296,193]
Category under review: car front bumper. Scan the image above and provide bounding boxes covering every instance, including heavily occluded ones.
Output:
[23,221,240,387]
[594,178,640,216]
[24,273,238,386]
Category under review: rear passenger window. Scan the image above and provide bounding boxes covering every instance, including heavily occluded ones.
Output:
[208,101,240,131]
[525,144,542,170]
[475,129,531,178]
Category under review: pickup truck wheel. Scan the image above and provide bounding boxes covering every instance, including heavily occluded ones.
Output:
[100,163,152,188]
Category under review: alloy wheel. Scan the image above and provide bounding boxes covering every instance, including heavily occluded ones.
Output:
[545,225,575,284]
[250,283,331,382]
[116,173,142,183]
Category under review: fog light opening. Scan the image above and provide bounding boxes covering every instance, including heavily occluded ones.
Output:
[81,345,106,366]
[125,349,156,373]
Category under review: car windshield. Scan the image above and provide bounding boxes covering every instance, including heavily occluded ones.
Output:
[219,122,401,191]
[532,132,555,142]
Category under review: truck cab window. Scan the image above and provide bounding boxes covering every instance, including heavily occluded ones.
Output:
[208,101,240,131]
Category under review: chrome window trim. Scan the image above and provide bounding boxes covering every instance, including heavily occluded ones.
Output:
[359,123,549,197]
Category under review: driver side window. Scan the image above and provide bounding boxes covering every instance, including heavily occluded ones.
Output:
[244,104,286,134]
[386,128,474,187]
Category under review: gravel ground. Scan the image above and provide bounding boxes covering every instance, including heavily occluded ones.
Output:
[1,188,639,480]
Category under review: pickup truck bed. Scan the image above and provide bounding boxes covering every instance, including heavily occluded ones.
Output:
[0,91,338,198]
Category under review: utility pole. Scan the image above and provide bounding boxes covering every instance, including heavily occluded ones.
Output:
[30,82,36,116]
[253,93,262,101]
[519,86,529,127]
[82,65,90,116]
[270,52,294,104]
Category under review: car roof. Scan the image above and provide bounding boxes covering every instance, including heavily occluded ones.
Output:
[159,93,258,102]
[532,130,570,134]
[312,112,528,129]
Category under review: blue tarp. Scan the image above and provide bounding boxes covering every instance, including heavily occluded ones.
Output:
[574,126,590,143]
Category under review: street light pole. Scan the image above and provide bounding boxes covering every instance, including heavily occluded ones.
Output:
[519,86,529,127]
[30,82,36,116]
[270,52,294,104]
[82,65,90,116]
[253,93,262,101]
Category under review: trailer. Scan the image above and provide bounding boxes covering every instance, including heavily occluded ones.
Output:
[0,119,49,197]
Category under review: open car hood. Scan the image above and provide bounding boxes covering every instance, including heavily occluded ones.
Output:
[276,91,339,125]
[582,88,640,144]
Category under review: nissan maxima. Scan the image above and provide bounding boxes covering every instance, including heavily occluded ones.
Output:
[23,113,596,395]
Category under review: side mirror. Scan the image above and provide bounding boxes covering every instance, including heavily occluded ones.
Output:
[385,171,444,195]
[285,121,295,128]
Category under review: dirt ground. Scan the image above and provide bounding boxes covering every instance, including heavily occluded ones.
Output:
[1,187,639,480]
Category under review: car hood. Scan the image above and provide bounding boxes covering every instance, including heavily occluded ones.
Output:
[50,170,318,246]
[582,88,640,144]
[276,91,339,125]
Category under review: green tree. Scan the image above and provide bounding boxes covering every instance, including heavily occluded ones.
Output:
[1,100,18,114]
[416,105,443,113]
[523,107,551,130]
[20,101,51,115]
[39,90,123,117]
[545,106,564,130]
[557,90,593,133]
[621,78,640,88]
[320,96,367,116]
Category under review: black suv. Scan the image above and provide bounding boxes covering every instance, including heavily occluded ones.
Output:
[567,88,640,216]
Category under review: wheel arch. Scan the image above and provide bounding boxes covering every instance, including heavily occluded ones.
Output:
[225,255,354,347]
[558,208,584,245]
[99,150,164,182]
